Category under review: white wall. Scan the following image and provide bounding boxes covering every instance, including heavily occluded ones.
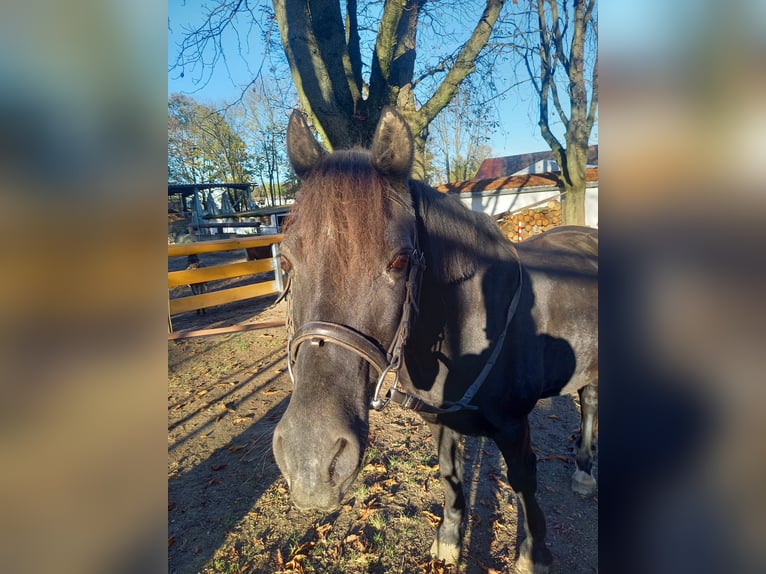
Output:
[585,187,598,227]
[458,186,599,228]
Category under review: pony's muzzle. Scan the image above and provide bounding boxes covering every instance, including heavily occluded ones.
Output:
[272,415,362,511]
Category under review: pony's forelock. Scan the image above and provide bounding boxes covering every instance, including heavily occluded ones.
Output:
[285,149,404,281]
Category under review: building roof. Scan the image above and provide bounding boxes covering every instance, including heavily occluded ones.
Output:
[474,145,598,180]
[434,167,599,195]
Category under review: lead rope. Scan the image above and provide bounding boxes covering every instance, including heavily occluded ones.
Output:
[369,247,425,409]
[437,257,523,412]
[387,256,523,415]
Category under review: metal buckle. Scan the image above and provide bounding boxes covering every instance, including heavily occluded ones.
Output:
[370,366,399,410]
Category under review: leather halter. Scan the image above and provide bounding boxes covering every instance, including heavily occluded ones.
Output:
[285,243,425,411]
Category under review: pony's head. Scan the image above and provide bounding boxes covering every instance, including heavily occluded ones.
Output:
[272,107,419,510]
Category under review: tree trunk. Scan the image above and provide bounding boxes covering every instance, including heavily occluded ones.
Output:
[530,0,596,227]
[273,0,506,178]
[560,182,586,225]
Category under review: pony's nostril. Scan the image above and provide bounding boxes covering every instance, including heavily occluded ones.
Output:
[272,432,287,475]
[328,438,348,487]
[329,438,348,486]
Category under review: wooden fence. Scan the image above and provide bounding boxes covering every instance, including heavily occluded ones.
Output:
[168,235,283,336]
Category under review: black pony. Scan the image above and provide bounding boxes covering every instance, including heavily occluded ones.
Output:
[273,108,598,573]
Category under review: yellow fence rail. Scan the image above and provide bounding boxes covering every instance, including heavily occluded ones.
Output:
[168,234,284,334]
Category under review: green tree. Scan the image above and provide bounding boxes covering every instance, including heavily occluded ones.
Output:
[168,93,254,184]
[168,94,201,183]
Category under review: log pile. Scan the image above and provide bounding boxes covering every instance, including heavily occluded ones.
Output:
[497,199,562,242]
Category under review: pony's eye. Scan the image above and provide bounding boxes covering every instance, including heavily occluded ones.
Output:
[280,255,292,272]
[388,253,409,271]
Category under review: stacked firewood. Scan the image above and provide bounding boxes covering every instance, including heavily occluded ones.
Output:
[497,199,562,242]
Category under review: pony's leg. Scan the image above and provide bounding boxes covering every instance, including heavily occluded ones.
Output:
[572,383,598,496]
[494,417,552,574]
[427,422,465,564]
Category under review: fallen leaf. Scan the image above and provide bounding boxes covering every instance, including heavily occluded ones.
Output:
[358,505,378,521]
[368,483,385,496]
[421,510,442,528]
[168,536,175,548]
[210,464,228,471]
[206,478,221,487]
[362,463,386,474]
[547,414,559,419]
[284,556,305,572]
[168,502,176,511]
[232,416,253,424]
[492,475,512,491]
[314,523,332,542]
[229,444,247,453]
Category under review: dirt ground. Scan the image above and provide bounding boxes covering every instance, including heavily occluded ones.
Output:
[168,252,597,574]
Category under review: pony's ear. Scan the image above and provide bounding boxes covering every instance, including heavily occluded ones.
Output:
[371,106,413,179]
[287,110,325,178]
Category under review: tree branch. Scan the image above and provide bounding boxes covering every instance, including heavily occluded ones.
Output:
[368,0,406,112]
[417,0,506,134]
[586,48,598,132]
[345,0,363,94]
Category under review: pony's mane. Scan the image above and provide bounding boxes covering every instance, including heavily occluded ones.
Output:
[283,149,405,279]
[410,179,514,284]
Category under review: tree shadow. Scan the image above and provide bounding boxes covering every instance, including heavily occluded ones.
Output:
[168,370,289,574]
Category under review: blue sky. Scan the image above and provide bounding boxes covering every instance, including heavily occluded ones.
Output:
[168,1,597,157]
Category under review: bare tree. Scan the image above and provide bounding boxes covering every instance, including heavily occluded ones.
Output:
[230,79,294,205]
[429,82,495,183]
[504,0,597,224]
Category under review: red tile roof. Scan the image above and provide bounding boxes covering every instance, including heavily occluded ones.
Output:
[434,167,599,195]
[473,145,598,180]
